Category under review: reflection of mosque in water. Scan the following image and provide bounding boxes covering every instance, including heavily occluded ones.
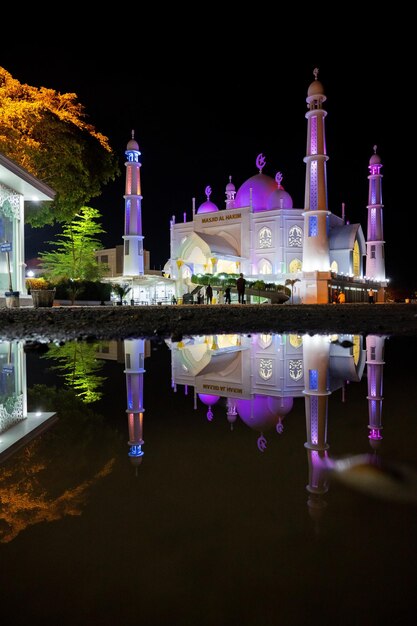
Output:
[117,333,387,516]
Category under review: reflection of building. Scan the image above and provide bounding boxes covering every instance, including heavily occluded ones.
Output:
[164,71,386,303]
[168,332,388,521]
[0,341,57,463]
[0,152,55,303]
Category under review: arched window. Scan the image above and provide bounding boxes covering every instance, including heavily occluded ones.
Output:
[259,227,272,248]
[288,258,302,273]
[288,225,302,247]
[259,259,272,274]
[353,240,360,276]
[330,260,338,273]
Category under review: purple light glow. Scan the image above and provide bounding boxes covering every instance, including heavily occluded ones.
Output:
[368,428,383,440]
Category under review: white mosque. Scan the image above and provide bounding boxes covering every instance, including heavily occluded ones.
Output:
[161,69,386,304]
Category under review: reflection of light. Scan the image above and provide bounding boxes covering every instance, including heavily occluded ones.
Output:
[35,411,42,417]
[129,445,144,457]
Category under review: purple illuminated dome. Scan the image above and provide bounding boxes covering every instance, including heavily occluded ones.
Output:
[369,152,381,166]
[235,173,277,212]
[197,200,219,214]
[198,393,221,406]
[267,187,293,210]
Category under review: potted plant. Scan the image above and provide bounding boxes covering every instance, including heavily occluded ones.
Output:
[26,277,56,308]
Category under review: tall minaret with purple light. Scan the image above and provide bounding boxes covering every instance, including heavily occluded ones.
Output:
[123,131,144,277]
[225,176,236,210]
[124,339,145,467]
[365,335,386,449]
[366,146,386,282]
[302,68,331,272]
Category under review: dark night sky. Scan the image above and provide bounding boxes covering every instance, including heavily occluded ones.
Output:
[1,25,412,291]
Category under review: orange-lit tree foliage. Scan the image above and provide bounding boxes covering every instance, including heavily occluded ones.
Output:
[0,67,119,226]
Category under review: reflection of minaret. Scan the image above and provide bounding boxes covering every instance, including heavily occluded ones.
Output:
[366,335,386,449]
[123,131,144,277]
[366,147,386,283]
[302,68,330,272]
[124,339,145,467]
[303,335,331,523]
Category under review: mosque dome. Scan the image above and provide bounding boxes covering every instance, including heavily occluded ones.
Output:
[235,173,277,212]
[236,395,281,431]
[197,200,219,214]
[198,393,221,406]
[369,152,382,165]
[127,138,139,151]
[307,79,325,97]
[226,177,235,192]
[267,188,293,210]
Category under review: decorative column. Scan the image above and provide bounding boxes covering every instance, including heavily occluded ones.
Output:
[302,69,331,272]
[123,131,144,277]
[366,146,386,282]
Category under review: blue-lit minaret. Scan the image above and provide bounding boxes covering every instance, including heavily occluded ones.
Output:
[124,339,145,466]
[123,131,144,277]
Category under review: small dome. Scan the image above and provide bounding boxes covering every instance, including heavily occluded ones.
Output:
[127,138,139,151]
[235,173,277,212]
[307,79,325,97]
[198,393,221,406]
[197,200,219,214]
[226,176,235,192]
[267,188,293,210]
[369,152,382,165]
[236,395,281,431]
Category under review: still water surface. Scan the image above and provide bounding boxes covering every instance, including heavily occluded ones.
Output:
[1,333,417,626]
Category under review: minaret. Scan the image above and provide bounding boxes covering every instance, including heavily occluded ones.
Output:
[366,146,386,282]
[124,339,145,466]
[123,131,144,277]
[365,335,386,449]
[303,335,331,522]
[225,176,236,210]
[302,69,331,272]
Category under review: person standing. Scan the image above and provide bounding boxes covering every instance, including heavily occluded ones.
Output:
[236,273,246,304]
[224,286,231,304]
[368,288,375,304]
[206,283,213,304]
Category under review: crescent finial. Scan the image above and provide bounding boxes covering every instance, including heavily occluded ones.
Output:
[205,185,212,200]
[256,153,266,173]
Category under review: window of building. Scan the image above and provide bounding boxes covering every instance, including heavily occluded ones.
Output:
[100,255,108,264]
[259,259,272,274]
[330,260,338,274]
[370,346,376,361]
[371,245,376,259]
[288,225,302,247]
[309,369,318,391]
[259,227,272,248]
[125,240,129,255]
[309,215,318,237]
[288,258,302,273]
[353,240,360,276]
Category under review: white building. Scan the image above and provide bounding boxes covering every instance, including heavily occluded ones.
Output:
[0,152,55,305]
[164,70,386,304]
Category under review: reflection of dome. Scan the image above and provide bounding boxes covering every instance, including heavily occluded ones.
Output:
[235,174,277,212]
[236,395,277,430]
[198,394,221,406]
[197,200,219,214]
[307,79,325,97]
[267,188,293,210]
[267,396,294,415]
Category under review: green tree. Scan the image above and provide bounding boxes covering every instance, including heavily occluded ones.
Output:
[42,342,107,403]
[253,279,266,303]
[0,66,119,225]
[39,206,107,303]
[285,278,300,304]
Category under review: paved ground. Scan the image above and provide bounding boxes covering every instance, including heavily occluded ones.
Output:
[1,303,417,342]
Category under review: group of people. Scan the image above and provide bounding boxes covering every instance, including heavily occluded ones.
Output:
[204,273,246,305]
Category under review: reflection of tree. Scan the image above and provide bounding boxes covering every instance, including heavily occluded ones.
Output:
[0,386,117,543]
[43,342,106,403]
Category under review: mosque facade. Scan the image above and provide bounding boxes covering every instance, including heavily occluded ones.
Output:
[160,70,386,304]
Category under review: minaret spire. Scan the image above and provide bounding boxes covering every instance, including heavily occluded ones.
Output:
[225,175,236,210]
[365,146,385,284]
[123,131,144,277]
[302,69,331,273]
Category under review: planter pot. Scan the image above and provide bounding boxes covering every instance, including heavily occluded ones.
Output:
[5,291,20,308]
[31,289,56,308]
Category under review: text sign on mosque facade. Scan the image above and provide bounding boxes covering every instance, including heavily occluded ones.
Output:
[0,242,12,253]
[201,213,242,224]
